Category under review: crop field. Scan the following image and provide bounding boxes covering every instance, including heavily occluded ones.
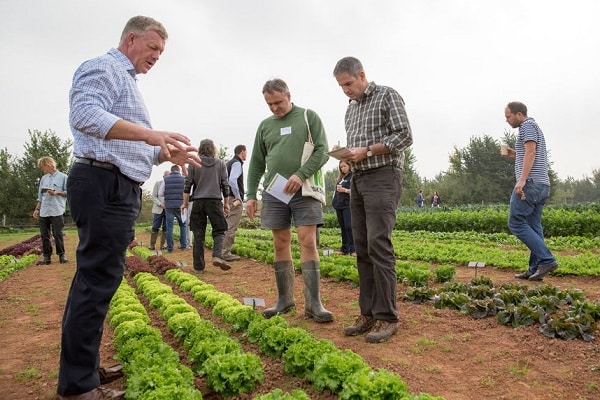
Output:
[1,207,600,399]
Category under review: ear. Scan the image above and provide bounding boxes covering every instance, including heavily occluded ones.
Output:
[126,31,136,45]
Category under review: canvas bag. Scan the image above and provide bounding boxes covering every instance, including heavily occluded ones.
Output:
[300,109,327,205]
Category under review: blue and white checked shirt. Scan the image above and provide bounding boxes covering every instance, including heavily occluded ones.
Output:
[69,48,160,183]
[37,171,68,217]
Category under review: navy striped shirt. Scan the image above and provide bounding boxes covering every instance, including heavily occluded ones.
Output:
[515,117,550,186]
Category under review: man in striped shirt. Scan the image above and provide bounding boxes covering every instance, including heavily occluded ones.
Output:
[333,57,413,343]
[503,101,558,282]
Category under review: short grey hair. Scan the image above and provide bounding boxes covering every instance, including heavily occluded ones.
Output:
[262,78,289,95]
[333,56,364,78]
[119,16,168,45]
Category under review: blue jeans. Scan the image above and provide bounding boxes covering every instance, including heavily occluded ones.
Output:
[508,180,556,273]
[151,211,166,232]
[165,208,187,251]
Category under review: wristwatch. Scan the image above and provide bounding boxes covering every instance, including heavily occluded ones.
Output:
[366,145,373,157]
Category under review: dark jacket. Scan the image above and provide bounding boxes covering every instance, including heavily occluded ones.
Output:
[163,171,184,209]
[226,155,245,200]
[332,172,352,210]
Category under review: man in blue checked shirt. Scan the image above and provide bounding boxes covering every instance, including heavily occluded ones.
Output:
[32,156,68,265]
[57,16,201,400]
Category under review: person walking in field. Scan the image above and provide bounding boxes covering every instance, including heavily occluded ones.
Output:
[502,101,558,281]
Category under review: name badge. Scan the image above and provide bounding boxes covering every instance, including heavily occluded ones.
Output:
[280,126,292,135]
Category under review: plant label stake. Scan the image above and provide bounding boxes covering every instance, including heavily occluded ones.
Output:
[243,297,266,309]
[467,262,485,278]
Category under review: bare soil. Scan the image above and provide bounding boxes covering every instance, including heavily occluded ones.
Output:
[1,230,600,400]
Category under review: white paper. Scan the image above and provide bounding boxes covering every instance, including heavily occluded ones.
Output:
[181,208,187,224]
[327,147,352,160]
[264,173,294,204]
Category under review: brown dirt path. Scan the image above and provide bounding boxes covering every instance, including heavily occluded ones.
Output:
[1,230,600,399]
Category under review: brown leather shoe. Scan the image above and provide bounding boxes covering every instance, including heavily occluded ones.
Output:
[365,320,399,343]
[58,386,125,400]
[223,254,241,262]
[514,271,533,280]
[212,257,232,271]
[344,315,375,336]
[99,364,124,384]
[529,262,559,281]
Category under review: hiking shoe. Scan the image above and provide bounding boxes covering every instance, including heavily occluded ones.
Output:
[212,257,231,271]
[223,254,241,262]
[344,315,375,336]
[98,364,123,384]
[36,256,51,265]
[59,255,69,264]
[529,262,559,281]
[514,271,533,280]
[365,320,398,343]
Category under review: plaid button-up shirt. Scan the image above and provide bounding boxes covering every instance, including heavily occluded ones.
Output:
[345,82,413,171]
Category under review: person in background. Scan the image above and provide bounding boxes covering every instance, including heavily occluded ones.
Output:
[183,139,232,272]
[503,101,558,281]
[222,144,247,261]
[33,156,68,265]
[160,165,188,252]
[246,78,333,323]
[332,160,355,255]
[148,170,169,250]
[333,56,413,343]
[59,15,200,400]
[431,191,440,207]
[416,189,424,207]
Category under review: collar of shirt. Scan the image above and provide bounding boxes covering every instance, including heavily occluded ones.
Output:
[108,48,137,80]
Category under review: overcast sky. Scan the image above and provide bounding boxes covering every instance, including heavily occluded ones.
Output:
[2,0,599,190]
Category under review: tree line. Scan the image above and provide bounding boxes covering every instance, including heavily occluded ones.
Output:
[1,129,598,225]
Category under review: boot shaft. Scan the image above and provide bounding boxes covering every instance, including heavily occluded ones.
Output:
[301,260,333,323]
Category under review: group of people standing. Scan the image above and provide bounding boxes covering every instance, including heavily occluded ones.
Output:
[50,14,558,400]
[416,189,440,207]
[148,143,247,273]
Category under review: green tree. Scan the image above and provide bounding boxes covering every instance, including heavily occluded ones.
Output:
[441,133,515,205]
[217,145,230,161]
[0,149,19,221]
[399,147,420,206]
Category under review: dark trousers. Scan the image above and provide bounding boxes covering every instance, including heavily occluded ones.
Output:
[151,211,166,232]
[57,163,140,396]
[190,199,228,270]
[335,207,355,254]
[39,215,65,256]
[351,167,402,322]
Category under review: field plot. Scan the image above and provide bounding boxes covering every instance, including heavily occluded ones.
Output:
[1,227,600,399]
